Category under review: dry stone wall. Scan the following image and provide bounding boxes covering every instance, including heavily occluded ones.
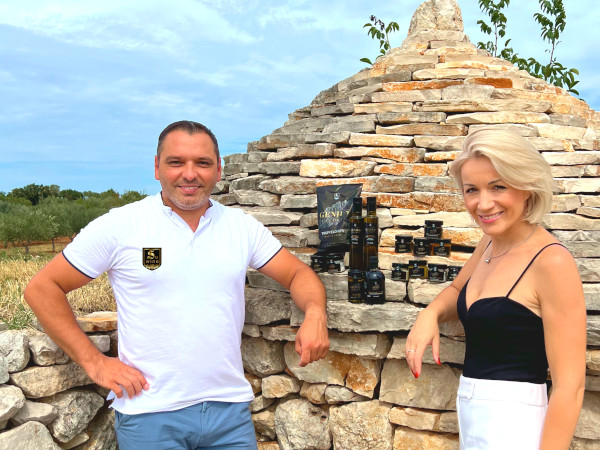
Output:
[0,313,118,450]
[225,0,600,448]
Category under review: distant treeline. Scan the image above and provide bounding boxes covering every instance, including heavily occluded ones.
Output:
[0,184,147,254]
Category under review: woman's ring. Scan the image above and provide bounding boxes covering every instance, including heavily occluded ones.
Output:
[406,349,416,353]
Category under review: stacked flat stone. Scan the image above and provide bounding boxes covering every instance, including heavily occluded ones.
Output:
[0,313,118,450]
[216,0,600,448]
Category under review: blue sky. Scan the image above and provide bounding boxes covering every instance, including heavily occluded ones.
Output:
[1,0,598,195]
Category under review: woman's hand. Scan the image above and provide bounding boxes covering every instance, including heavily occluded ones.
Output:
[405,308,441,378]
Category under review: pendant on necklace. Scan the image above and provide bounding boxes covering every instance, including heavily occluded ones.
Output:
[485,258,491,263]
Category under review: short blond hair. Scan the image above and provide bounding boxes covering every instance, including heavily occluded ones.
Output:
[450,128,553,224]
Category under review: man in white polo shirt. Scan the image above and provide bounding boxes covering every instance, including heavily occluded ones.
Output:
[25,121,329,449]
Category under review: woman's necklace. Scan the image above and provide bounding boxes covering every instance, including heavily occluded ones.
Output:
[485,224,539,264]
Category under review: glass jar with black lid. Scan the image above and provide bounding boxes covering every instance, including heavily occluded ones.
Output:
[395,235,413,253]
[424,220,443,238]
[408,260,428,279]
[429,238,452,257]
[428,263,448,283]
[391,263,409,281]
[413,238,429,257]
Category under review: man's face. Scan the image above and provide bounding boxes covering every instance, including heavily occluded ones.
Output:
[154,130,221,216]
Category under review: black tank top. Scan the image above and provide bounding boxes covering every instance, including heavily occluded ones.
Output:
[457,243,563,384]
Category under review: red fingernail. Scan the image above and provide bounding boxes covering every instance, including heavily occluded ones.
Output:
[413,371,419,379]
[435,356,441,365]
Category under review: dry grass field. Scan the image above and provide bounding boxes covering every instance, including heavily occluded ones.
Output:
[0,244,116,329]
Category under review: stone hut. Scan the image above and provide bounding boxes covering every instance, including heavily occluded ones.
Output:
[0,0,598,449]
[214,0,600,448]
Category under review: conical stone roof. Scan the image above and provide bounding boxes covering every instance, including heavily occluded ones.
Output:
[217,0,599,330]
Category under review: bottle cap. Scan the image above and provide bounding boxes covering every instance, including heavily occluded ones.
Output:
[352,197,362,212]
[367,196,376,211]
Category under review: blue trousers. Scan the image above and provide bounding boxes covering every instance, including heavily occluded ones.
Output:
[115,401,257,450]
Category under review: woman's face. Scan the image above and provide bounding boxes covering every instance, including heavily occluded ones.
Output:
[460,157,531,236]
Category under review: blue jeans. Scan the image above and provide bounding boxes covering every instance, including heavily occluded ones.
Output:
[115,401,257,450]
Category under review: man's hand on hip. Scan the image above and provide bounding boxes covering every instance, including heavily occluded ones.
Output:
[83,354,149,399]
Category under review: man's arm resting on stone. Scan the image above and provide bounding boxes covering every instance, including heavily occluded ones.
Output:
[258,248,329,366]
[24,253,149,398]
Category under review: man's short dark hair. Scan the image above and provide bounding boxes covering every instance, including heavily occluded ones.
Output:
[157,121,220,162]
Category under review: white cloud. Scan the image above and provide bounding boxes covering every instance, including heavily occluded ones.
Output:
[0,0,258,54]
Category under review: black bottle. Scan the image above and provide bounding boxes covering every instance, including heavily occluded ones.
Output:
[364,197,378,266]
[348,269,365,303]
[365,255,385,304]
[349,197,365,271]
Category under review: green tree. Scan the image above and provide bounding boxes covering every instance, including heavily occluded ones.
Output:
[360,15,400,66]
[59,189,83,201]
[37,198,76,251]
[10,184,60,206]
[476,0,579,94]
[11,209,58,254]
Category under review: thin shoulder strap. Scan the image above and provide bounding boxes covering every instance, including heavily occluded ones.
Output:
[506,243,566,297]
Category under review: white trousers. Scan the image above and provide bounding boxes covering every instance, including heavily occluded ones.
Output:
[457,375,548,450]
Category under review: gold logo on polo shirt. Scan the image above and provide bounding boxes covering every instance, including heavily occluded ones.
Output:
[143,248,161,270]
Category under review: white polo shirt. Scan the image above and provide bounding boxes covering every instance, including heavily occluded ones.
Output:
[63,193,282,414]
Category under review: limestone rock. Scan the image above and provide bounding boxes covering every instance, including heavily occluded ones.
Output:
[300,159,376,178]
[305,131,351,145]
[334,147,426,164]
[257,443,280,450]
[543,151,600,166]
[61,432,89,449]
[241,337,286,377]
[244,208,302,226]
[377,123,466,136]
[328,331,391,358]
[250,395,276,413]
[41,389,104,443]
[76,312,117,333]
[354,102,413,114]
[269,226,309,247]
[393,427,459,449]
[230,175,270,191]
[0,330,30,372]
[259,177,317,195]
[389,406,439,430]
[10,363,93,398]
[438,411,459,433]
[575,391,600,440]
[9,400,57,426]
[0,355,8,384]
[245,373,262,395]
[212,180,229,194]
[0,385,26,422]
[542,213,600,231]
[380,359,460,410]
[284,343,381,398]
[234,190,279,207]
[446,111,550,124]
[259,162,302,175]
[413,135,465,151]
[252,404,277,440]
[408,278,450,305]
[349,133,414,147]
[307,301,422,333]
[570,437,600,449]
[555,178,600,194]
[243,324,261,337]
[324,385,369,404]
[280,194,317,209]
[245,287,291,326]
[262,375,302,398]
[330,400,393,450]
[586,376,600,392]
[378,111,446,124]
[274,398,330,450]
[376,162,448,177]
[0,421,60,450]
[587,350,600,375]
[299,382,327,404]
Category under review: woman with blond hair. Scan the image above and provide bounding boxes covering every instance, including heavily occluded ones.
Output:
[405,128,586,449]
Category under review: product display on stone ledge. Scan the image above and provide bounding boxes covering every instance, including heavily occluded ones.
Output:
[221,0,599,446]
